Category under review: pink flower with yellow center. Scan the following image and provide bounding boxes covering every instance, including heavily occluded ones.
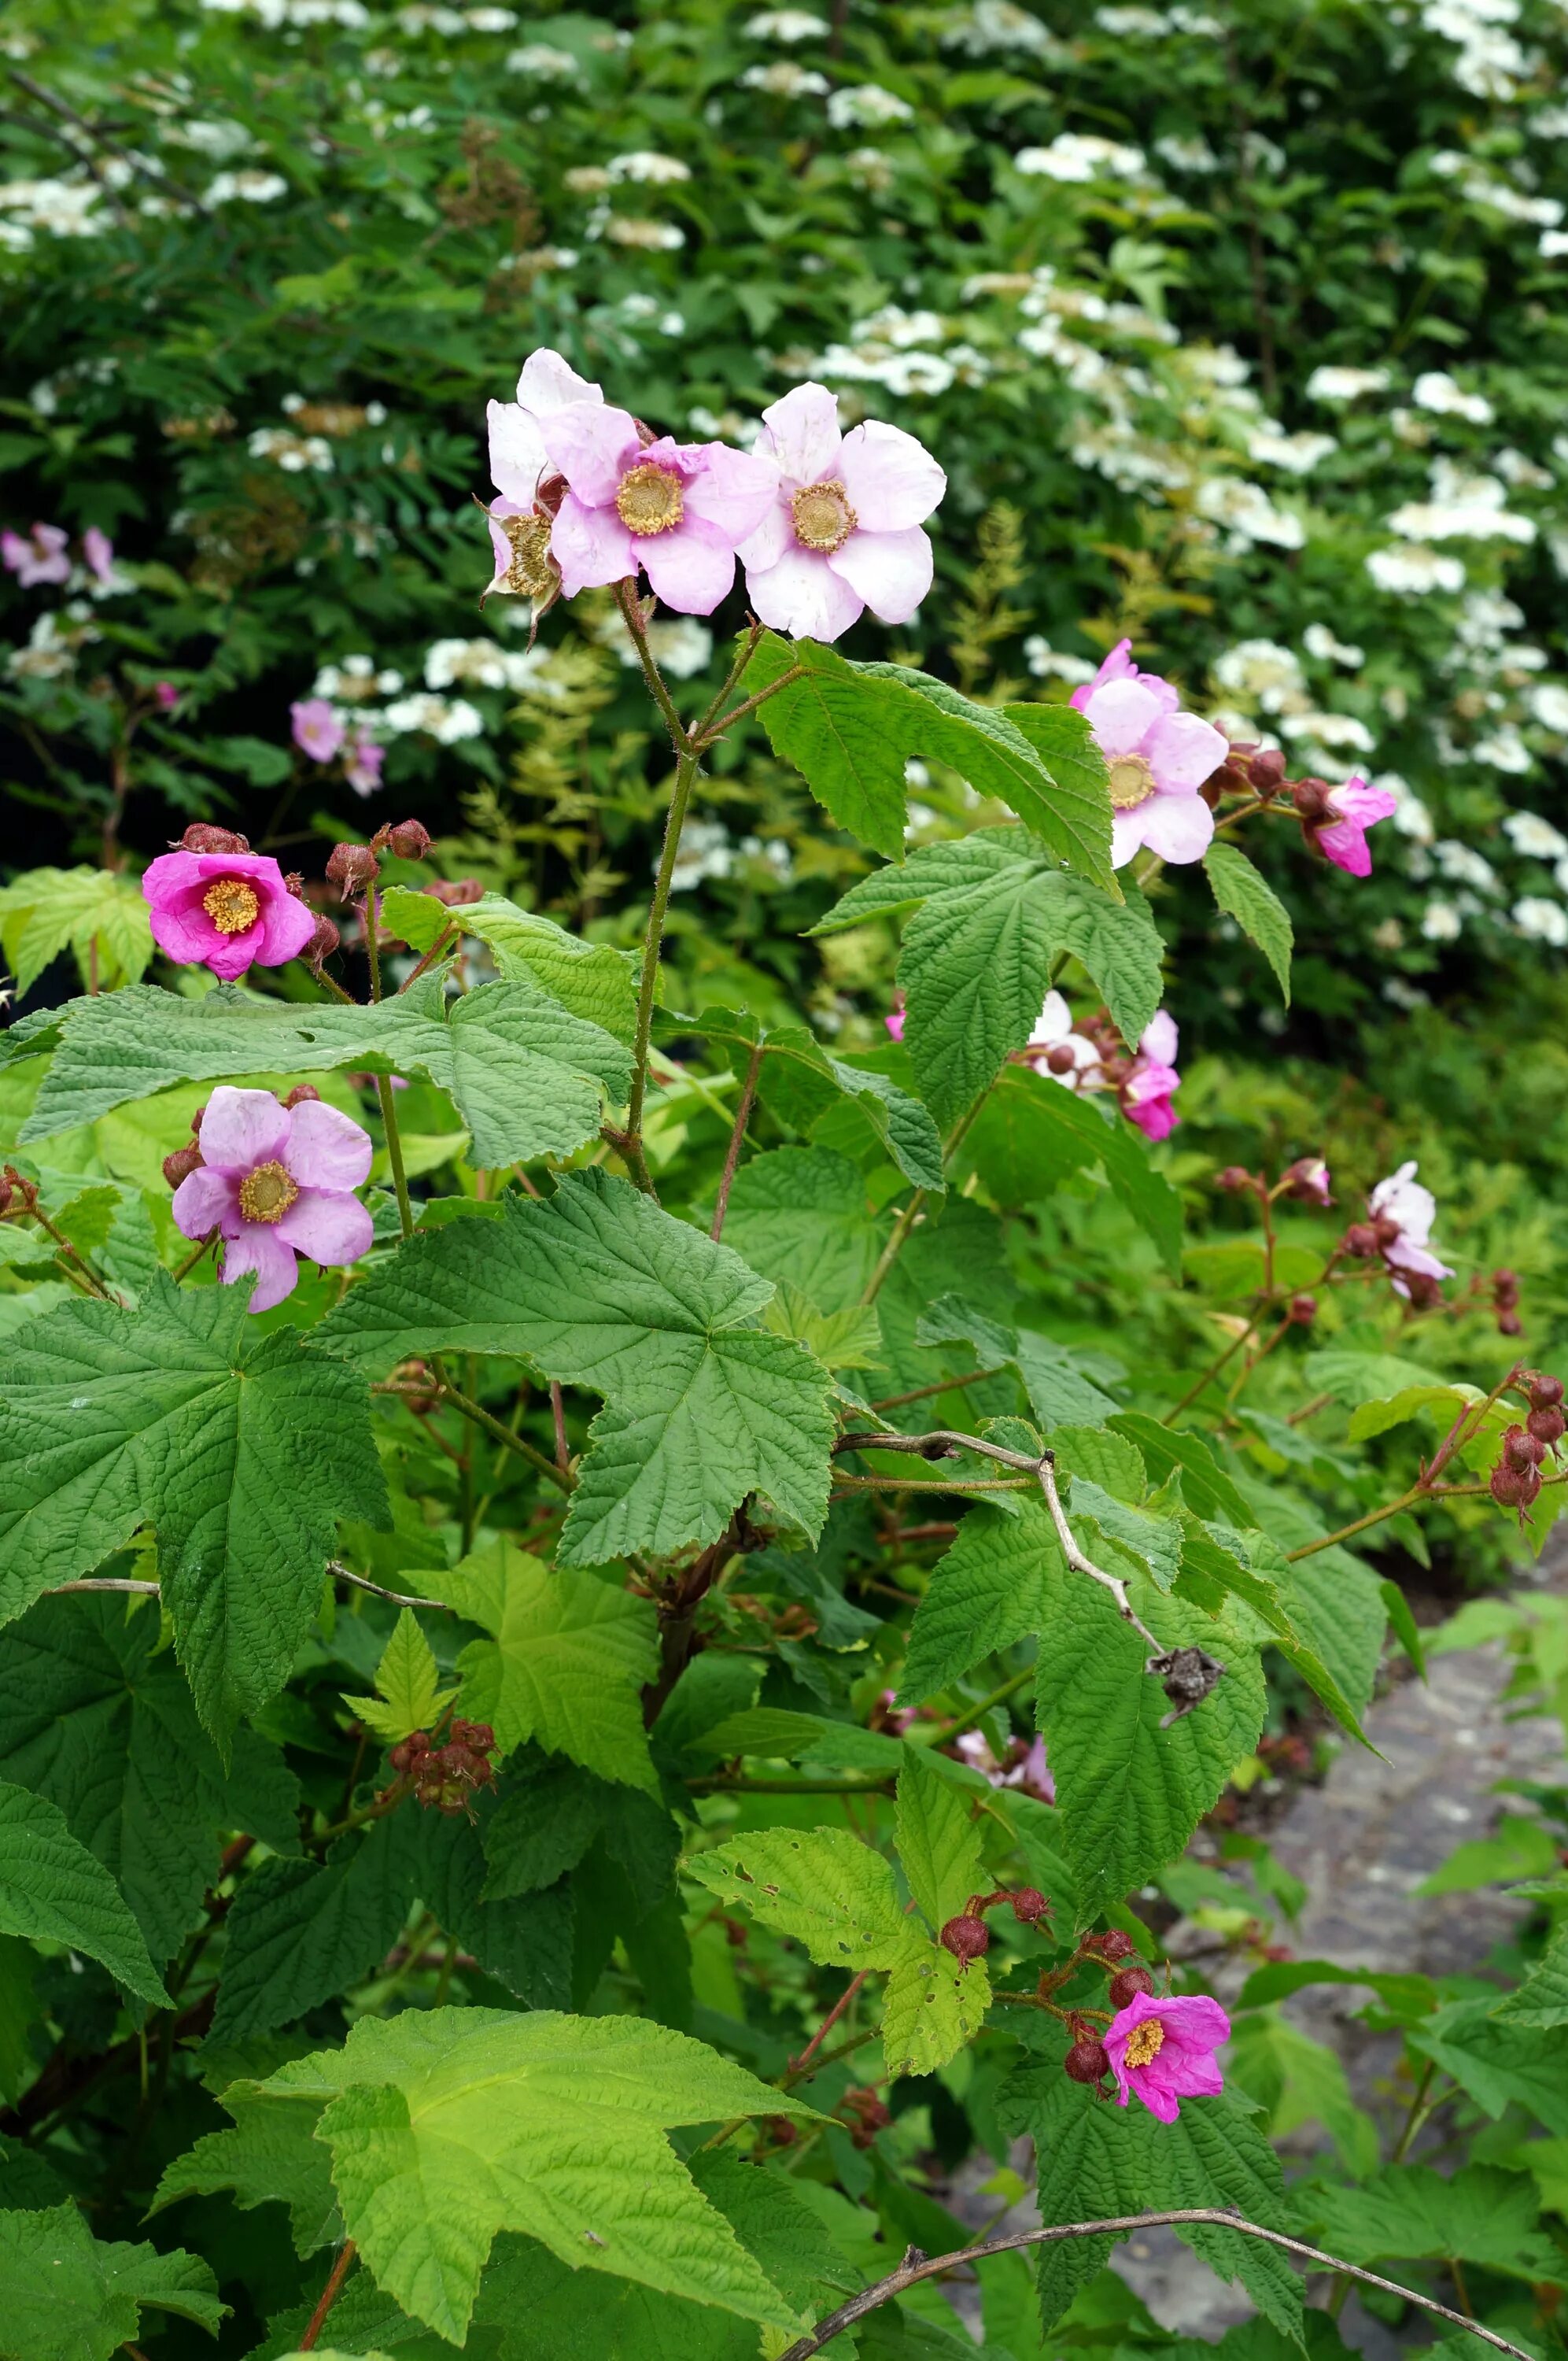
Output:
[172,1085,374,1314]
[142,848,317,981]
[1071,639,1227,868]
[1104,1990,1229,2123]
[485,346,604,600]
[291,697,345,764]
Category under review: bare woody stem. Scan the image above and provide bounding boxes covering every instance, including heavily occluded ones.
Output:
[775,2211,1538,2361]
[297,2239,358,2352]
[710,1042,765,1242]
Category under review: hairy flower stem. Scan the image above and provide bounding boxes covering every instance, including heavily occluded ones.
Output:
[430,1357,574,1494]
[7,1205,112,1299]
[377,1078,415,1240]
[171,1225,219,1283]
[614,580,691,756]
[710,1043,764,1241]
[298,2240,358,2352]
[625,745,701,1196]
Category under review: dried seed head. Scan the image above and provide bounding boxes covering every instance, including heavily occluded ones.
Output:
[1108,1965,1155,2008]
[939,1912,991,1965]
[1064,2034,1111,2086]
[1010,1886,1051,1927]
[326,841,380,898]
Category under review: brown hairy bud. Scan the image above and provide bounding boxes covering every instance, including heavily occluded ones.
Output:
[1064,2034,1111,2086]
[1046,1044,1078,1077]
[1503,1424,1545,1472]
[308,912,341,970]
[1084,1927,1135,1963]
[1216,1166,1255,1193]
[1343,1222,1380,1258]
[1403,1272,1444,1311]
[389,1730,430,1774]
[178,822,250,855]
[1498,1310,1525,1338]
[1492,1268,1521,1309]
[282,1083,321,1108]
[326,841,380,898]
[1528,1373,1564,1412]
[1248,748,1287,795]
[0,1176,10,1217]
[1371,1214,1402,1248]
[841,2088,891,2149]
[426,876,485,907]
[1291,777,1331,822]
[1108,1965,1155,2008]
[1492,1461,1542,1513]
[1527,1405,1565,1449]
[162,1143,205,1189]
[1288,1293,1318,1325]
[1010,1886,1051,1927]
[939,1912,991,1965]
[378,818,433,861]
[448,1719,496,1754]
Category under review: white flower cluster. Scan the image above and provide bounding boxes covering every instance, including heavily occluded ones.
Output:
[199,0,371,24]
[937,3,1063,57]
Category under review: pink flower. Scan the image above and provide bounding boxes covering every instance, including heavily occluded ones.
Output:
[885,1007,905,1043]
[736,382,946,644]
[142,848,317,982]
[1072,641,1227,868]
[83,527,115,586]
[2,523,70,587]
[1312,775,1399,878]
[1369,1159,1452,1288]
[1028,990,1102,1087]
[539,403,777,616]
[485,347,604,601]
[1000,1735,1055,1803]
[1120,1010,1180,1141]
[1105,1990,1229,2123]
[153,680,180,710]
[172,1084,374,1314]
[292,698,345,764]
[1282,1155,1332,1206]
[345,733,385,797]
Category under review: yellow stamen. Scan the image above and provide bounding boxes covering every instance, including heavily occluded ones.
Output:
[614,462,684,537]
[238,1159,299,1225]
[1106,752,1157,811]
[1123,2016,1165,2067]
[499,508,556,597]
[791,479,857,555]
[202,877,261,935]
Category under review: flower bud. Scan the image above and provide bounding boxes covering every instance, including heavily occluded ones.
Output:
[373,818,433,861]
[1529,1373,1565,1412]
[1503,1424,1545,1472]
[1084,1927,1135,1963]
[326,841,380,899]
[1107,1965,1155,2008]
[1046,1044,1077,1077]
[153,680,180,710]
[1499,1310,1524,1338]
[1527,1405,1565,1449]
[389,1730,430,1774]
[1492,1269,1521,1309]
[1248,748,1287,796]
[1291,777,1332,822]
[1282,1156,1332,1206]
[426,876,485,907]
[939,1912,991,1965]
[1064,2034,1110,2086]
[1371,1214,1402,1249]
[1010,1886,1051,1926]
[1216,1166,1255,1194]
[308,912,341,970]
[282,1083,321,1109]
[1343,1222,1380,1258]
[1288,1293,1317,1325]
[448,1718,496,1754]
[1491,1461,1542,1512]
[162,1143,204,1189]
[179,822,250,855]
[1403,1272,1444,1311]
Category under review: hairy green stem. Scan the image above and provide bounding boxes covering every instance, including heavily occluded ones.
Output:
[710,1042,764,1241]
[625,745,702,1194]
[431,1358,575,1494]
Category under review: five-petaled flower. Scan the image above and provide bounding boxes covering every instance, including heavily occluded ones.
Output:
[1104,1990,1229,2122]
[171,1084,374,1314]
[1071,640,1228,868]
[292,696,345,764]
[1312,774,1399,878]
[485,346,604,600]
[2,522,70,587]
[142,848,317,981]
[736,381,946,644]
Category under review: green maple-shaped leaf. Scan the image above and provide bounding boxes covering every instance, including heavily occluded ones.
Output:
[151,2082,343,2257]
[320,1171,836,1564]
[0,2201,224,2361]
[341,1608,456,1746]
[0,1273,389,1748]
[249,2008,824,2344]
[0,864,153,1003]
[434,1540,659,1791]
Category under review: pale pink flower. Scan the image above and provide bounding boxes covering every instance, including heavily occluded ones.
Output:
[1105,1990,1229,2123]
[1027,989,1102,1087]
[345,733,385,797]
[2,522,70,587]
[736,382,946,643]
[83,527,115,586]
[1313,775,1399,878]
[142,848,317,982]
[885,1007,905,1042]
[485,347,604,600]
[1071,640,1227,868]
[172,1084,374,1314]
[292,697,345,764]
[1121,1009,1180,1141]
[1369,1159,1453,1288]
[1000,1735,1055,1803]
[539,402,777,615]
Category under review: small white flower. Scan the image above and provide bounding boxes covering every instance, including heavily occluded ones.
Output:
[738,61,829,94]
[381,692,484,742]
[1366,545,1466,595]
[1024,636,1096,685]
[205,170,289,204]
[1473,725,1533,774]
[1014,132,1146,181]
[1278,710,1376,754]
[826,84,913,128]
[606,151,692,184]
[1528,682,1568,731]
[744,6,826,36]
[505,42,578,77]
[1421,900,1463,941]
[1194,476,1304,550]
[1503,811,1568,860]
[601,216,685,250]
[1153,132,1220,173]
[1514,896,1568,945]
[1246,424,1337,474]
[1304,364,1389,401]
[1304,623,1364,668]
[1433,839,1500,892]
[1411,370,1493,423]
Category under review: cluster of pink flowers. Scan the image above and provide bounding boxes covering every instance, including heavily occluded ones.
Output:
[291,697,384,797]
[1026,992,1182,1141]
[485,348,945,642]
[2,522,116,590]
[171,1084,374,1313]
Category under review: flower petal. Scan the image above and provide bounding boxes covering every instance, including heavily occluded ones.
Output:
[826,524,933,625]
[681,445,780,542]
[1083,678,1164,759]
[516,346,603,414]
[757,382,843,489]
[1315,818,1372,878]
[636,518,737,615]
[147,889,227,967]
[1141,1010,1179,1066]
[487,398,551,504]
[256,888,318,967]
[538,401,640,508]
[171,1166,241,1240]
[838,420,946,532]
[1109,807,1151,869]
[550,491,636,597]
[277,1187,374,1268]
[199,1084,290,1173]
[203,930,264,981]
[283,1099,374,1191]
[221,1223,299,1314]
[743,544,864,644]
[1138,789,1216,866]
[735,497,791,575]
[1144,710,1229,794]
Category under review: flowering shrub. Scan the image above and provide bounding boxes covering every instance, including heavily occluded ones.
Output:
[0,316,1565,2358]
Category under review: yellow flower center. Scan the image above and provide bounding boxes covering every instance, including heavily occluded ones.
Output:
[1122,2016,1165,2068]
[202,877,261,934]
[791,479,857,555]
[498,507,557,597]
[1106,753,1157,811]
[614,462,684,537]
[238,1159,299,1225]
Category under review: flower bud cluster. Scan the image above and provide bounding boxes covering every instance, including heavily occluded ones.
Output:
[839,2087,892,2149]
[937,1884,1053,1965]
[389,1718,498,1816]
[1490,1375,1563,1517]
[1057,1929,1160,2096]
[1492,1268,1523,1338]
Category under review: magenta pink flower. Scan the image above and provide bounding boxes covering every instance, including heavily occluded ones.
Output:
[292,697,345,764]
[736,382,946,643]
[142,848,317,982]
[1071,640,1227,868]
[2,522,70,587]
[1105,1990,1229,2123]
[172,1085,374,1314]
[538,403,777,615]
[1313,775,1398,878]
[1120,1009,1180,1141]
[1283,1155,1332,1206]
[885,1007,905,1043]
[153,680,180,711]
[485,347,604,601]
[345,733,385,797]
[83,527,115,586]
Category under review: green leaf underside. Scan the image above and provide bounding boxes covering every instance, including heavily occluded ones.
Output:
[0,1779,168,2005]
[0,2204,223,2361]
[0,1273,388,1746]
[744,640,1116,891]
[1204,842,1293,1003]
[320,1169,836,1563]
[13,978,629,1167]
[252,2007,823,2342]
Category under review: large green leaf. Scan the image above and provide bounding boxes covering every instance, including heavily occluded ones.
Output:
[320,1171,836,1564]
[721,1147,885,1313]
[0,1273,389,1747]
[895,1743,986,1928]
[1495,1920,1568,2027]
[0,2204,223,2361]
[210,1814,422,2041]
[1312,2163,1562,2282]
[0,1594,299,1967]
[0,866,153,1003]
[249,2008,824,2343]
[0,1779,169,2006]
[151,2082,343,2257]
[899,1501,1061,1703]
[962,1068,1182,1273]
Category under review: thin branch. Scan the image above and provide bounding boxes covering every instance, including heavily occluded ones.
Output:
[869,1365,1007,1415]
[623,744,701,1194]
[45,1577,160,1598]
[327,1563,452,1613]
[8,68,208,216]
[430,1358,574,1493]
[298,2239,358,2352]
[776,2210,1539,2361]
[693,619,765,741]
[614,580,690,754]
[693,663,806,747]
[710,1041,764,1241]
